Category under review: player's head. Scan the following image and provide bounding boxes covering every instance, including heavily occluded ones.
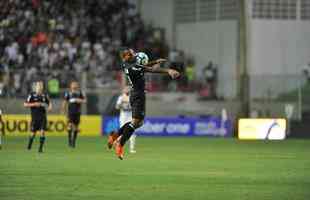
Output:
[122,86,130,95]
[120,47,135,62]
[70,81,79,92]
[34,80,44,94]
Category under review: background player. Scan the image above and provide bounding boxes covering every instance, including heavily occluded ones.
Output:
[61,81,86,148]
[115,86,136,153]
[108,48,180,159]
[24,81,52,153]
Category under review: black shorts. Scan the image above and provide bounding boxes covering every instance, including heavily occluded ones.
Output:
[68,113,81,125]
[31,117,47,132]
[130,91,145,119]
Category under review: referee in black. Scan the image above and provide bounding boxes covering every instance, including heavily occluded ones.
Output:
[24,80,52,153]
[61,81,86,148]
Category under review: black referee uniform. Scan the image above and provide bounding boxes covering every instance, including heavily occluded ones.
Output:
[64,90,85,147]
[25,92,50,152]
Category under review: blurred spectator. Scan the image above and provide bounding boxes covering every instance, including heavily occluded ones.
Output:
[203,61,218,99]
[185,58,195,89]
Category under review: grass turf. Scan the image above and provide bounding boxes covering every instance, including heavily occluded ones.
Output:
[0,137,309,200]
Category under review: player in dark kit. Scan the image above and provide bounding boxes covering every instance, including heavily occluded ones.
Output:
[24,81,52,153]
[61,81,86,148]
[107,48,180,160]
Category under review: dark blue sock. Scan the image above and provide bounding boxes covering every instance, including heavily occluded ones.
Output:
[120,123,135,146]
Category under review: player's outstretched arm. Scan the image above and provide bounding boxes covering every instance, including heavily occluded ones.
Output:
[144,58,167,67]
[144,65,180,79]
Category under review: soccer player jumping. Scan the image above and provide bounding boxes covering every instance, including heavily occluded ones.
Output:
[108,48,180,160]
[24,81,52,153]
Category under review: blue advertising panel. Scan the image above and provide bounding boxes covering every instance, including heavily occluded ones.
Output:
[102,116,232,137]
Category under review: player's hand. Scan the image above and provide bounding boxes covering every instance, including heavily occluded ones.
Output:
[76,98,84,103]
[156,58,167,64]
[168,69,180,79]
[34,102,42,107]
[47,104,52,112]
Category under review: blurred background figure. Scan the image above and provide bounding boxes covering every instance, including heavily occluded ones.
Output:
[203,61,218,99]
[62,81,86,148]
[115,86,136,153]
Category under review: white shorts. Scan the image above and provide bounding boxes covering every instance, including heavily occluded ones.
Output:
[119,111,132,127]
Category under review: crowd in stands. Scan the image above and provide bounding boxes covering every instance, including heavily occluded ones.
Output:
[0,0,168,97]
[0,0,217,99]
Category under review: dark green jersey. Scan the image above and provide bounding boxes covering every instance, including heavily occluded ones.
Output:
[122,60,145,92]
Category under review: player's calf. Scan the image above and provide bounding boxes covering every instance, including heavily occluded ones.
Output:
[107,131,119,149]
[38,132,46,153]
[27,133,36,150]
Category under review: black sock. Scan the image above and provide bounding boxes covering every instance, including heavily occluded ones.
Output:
[72,130,78,148]
[68,129,72,146]
[39,136,46,152]
[118,122,131,136]
[27,135,35,150]
[120,123,135,146]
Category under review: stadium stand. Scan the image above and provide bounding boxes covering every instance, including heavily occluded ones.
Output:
[0,0,170,97]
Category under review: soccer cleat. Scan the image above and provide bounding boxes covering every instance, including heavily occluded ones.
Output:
[115,142,124,160]
[107,132,119,149]
[38,148,43,153]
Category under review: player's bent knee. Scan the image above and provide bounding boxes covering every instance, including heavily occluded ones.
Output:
[132,120,143,129]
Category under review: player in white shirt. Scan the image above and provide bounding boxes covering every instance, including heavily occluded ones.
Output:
[115,86,136,153]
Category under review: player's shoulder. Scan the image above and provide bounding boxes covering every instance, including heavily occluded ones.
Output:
[41,93,50,100]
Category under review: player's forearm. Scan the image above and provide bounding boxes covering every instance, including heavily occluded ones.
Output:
[24,102,37,107]
[76,98,86,104]
[48,103,52,111]
[61,101,66,112]
[146,66,170,74]
[144,60,160,67]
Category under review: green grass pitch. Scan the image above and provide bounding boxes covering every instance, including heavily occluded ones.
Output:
[0,137,309,200]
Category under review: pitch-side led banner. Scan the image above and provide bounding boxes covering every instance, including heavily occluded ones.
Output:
[0,115,101,136]
[238,118,287,140]
[102,116,232,137]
